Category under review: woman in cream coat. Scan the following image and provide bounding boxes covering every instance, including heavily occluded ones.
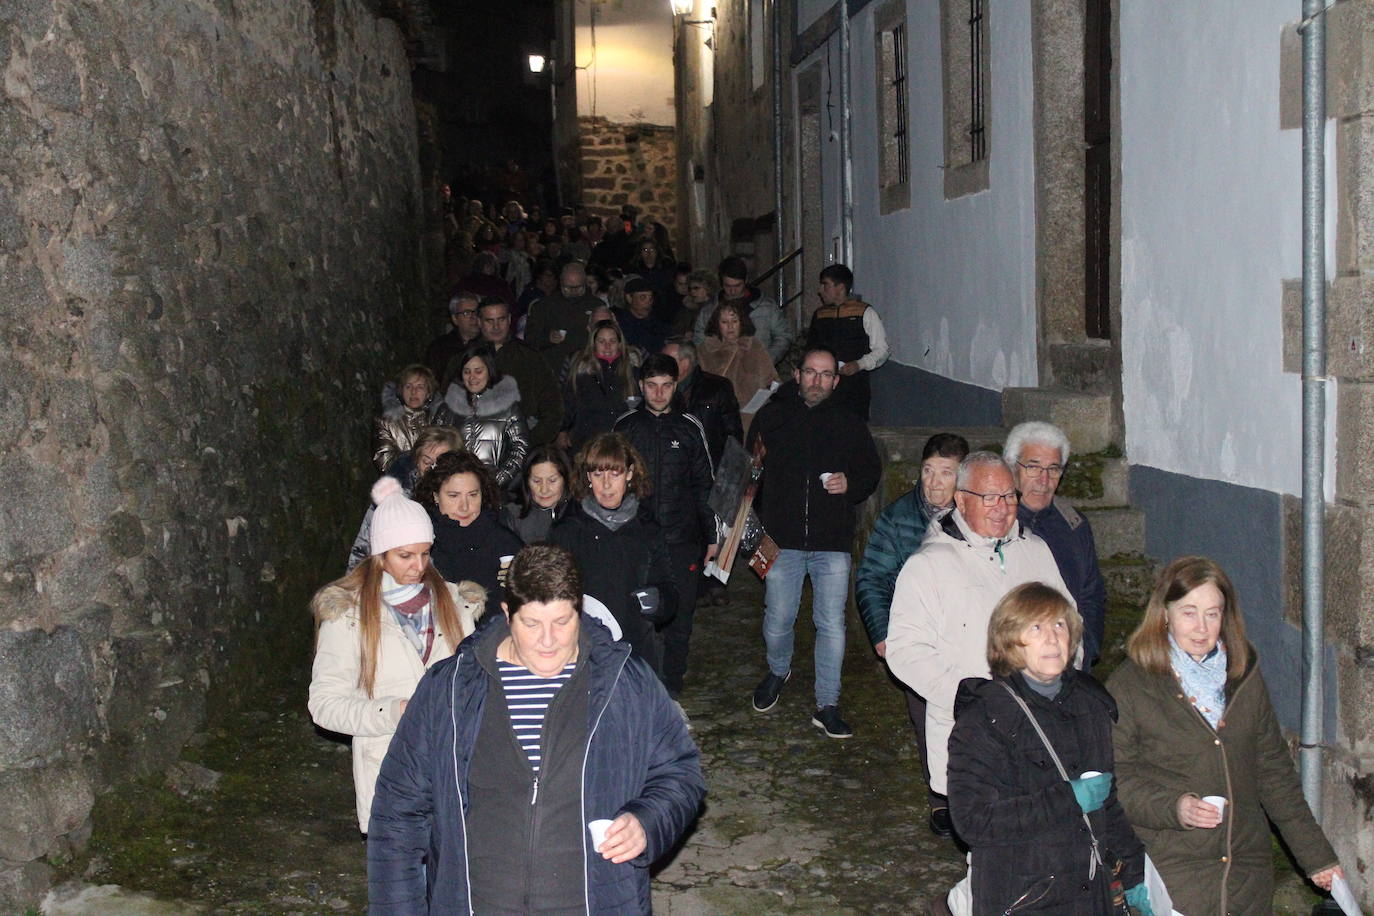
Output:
[309,477,483,833]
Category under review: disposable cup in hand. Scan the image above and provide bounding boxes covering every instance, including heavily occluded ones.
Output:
[819,472,834,485]
[1079,771,1102,780]
[1202,795,1227,817]
[500,555,515,566]
[588,818,613,852]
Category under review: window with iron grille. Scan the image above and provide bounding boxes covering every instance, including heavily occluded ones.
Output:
[874,0,910,213]
[940,0,990,197]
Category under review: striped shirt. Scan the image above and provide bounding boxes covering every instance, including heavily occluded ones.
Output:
[498,661,577,772]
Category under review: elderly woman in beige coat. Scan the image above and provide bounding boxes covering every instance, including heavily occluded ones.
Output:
[1108,556,1341,916]
[698,301,778,432]
[309,477,482,833]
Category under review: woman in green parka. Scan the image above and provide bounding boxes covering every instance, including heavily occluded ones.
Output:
[1107,556,1342,915]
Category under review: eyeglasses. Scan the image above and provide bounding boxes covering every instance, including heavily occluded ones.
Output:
[455,309,477,318]
[959,488,1019,507]
[799,367,837,381]
[1016,461,1065,479]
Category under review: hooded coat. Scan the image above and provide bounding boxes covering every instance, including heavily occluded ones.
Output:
[1107,652,1338,915]
[307,579,483,832]
[432,375,529,487]
[366,613,706,914]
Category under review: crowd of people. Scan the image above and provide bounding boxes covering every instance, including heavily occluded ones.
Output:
[305,199,1345,914]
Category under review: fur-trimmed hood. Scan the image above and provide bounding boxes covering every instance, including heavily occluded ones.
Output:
[442,374,520,419]
[310,579,488,624]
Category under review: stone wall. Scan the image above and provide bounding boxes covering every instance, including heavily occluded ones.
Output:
[577,116,678,250]
[0,0,425,906]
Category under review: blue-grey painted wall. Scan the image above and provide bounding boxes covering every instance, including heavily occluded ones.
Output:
[1130,465,1337,737]
[870,361,1004,428]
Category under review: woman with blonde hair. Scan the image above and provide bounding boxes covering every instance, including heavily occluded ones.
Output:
[559,318,641,452]
[309,477,481,834]
[1107,556,1342,915]
[945,582,1148,915]
[373,364,438,472]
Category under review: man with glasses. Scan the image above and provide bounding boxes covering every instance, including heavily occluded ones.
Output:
[746,347,881,738]
[423,291,482,383]
[1005,421,1107,669]
[524,261,604,372]
[885,452,1071,915]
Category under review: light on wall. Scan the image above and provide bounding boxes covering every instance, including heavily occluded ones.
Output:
[527,53,547,74]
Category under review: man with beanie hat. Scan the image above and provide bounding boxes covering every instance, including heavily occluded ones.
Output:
[615,277,670,352]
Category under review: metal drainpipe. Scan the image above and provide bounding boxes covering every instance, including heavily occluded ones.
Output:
[1299,0,1327,818]
[772,0,786,313]
[839,0,854,266]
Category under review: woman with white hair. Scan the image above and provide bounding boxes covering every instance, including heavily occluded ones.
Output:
[1004,421,1109,669]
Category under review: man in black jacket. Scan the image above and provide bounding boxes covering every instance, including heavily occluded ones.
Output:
[746,346,881,738]
[663,339,743,467]
[614,354,717,698]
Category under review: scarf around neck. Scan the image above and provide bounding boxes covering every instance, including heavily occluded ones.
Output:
[581,493,639,531]
[381,571,435,663]
[1169,633,1228,728]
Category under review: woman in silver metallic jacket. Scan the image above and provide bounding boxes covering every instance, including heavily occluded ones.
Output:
[432,343,529,488]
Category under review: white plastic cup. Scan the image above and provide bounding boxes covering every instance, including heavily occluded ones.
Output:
[819,472,834,485]
[1079,770,1103,780]
[499,555,515,566]
[1202,795,1227,818]
[588,818,613,852]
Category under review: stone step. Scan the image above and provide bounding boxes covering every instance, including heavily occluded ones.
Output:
[1080,506,1146,558]
[1002,387,1113,454]
[1101,553,1156,608]
[1045,341,1114,393]
[1060,456,1130,508]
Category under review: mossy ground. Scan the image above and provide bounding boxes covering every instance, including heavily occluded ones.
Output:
[53,568,1326,913]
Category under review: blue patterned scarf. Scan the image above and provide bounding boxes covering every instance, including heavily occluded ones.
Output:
[382,572,435,663]
[1169,633,1228,728]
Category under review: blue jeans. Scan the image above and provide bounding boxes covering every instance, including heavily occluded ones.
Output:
[763,549,850,709]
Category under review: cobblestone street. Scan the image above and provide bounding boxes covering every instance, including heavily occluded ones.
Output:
[45,571,1321,914]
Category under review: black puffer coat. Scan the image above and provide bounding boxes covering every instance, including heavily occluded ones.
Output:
[675,367,743,467]
[563,356,637,452]
[549,502,679,671]
[427,508,523,618]
[947,670,1146,915]
[613,407,715,547]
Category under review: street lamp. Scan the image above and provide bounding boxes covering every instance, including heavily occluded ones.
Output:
[527,53,547,74]
[528,52,562,206]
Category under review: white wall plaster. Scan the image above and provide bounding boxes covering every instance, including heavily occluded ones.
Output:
[574,0,676,125]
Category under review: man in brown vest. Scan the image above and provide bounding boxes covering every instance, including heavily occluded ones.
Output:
[804,264,889,420]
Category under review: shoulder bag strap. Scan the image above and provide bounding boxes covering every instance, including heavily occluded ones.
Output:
[998,681,1106,880]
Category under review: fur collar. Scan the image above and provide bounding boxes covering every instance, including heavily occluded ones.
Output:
[443,374,520,418]
[310,579,487,624]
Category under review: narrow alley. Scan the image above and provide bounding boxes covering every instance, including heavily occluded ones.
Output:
[42,565,1323,915]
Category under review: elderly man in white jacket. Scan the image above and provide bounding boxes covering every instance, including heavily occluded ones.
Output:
[886,451,1075,916]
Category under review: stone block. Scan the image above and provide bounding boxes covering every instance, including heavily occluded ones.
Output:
[30,44,82,111]
[1327,0,1374,120]
[0,453,76,565]
[1336,114,1374,276]
[0,760,93,861]
[1281,277,1301,374]
[0,626,100,768]
[1063,457,1131,509]
[1045,341,1114,393]
[1337,382,1374,503]
[1001,387,1113,453]
[1327,275,1374,380]
[1282,497,1374,648]
[0,860,53,914]
[1336,658,1374,759]
[1078,507,1145,558]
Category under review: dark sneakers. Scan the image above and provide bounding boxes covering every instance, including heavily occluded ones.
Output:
[928,805,954,837]
[811,705,854,739]
[751,671,790,712]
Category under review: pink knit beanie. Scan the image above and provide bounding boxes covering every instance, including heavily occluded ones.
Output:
[369,477,434,555]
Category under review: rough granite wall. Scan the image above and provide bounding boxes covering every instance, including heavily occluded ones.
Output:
[0,0,425,906]
[578,116,678,249]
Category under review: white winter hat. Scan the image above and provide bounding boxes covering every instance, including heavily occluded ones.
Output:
[369,477,433,556]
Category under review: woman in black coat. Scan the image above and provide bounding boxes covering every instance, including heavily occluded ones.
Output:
[414,451,522,618]
[945,582,1150,916]
[560,320,641,453]
[550,432,678,677]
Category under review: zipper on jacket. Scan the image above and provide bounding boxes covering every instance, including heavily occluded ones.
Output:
[580,651,631,915]
[530,775,539,805]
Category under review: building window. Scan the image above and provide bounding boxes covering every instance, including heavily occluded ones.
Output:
[874,0,910,213]
[941,0,990,198]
